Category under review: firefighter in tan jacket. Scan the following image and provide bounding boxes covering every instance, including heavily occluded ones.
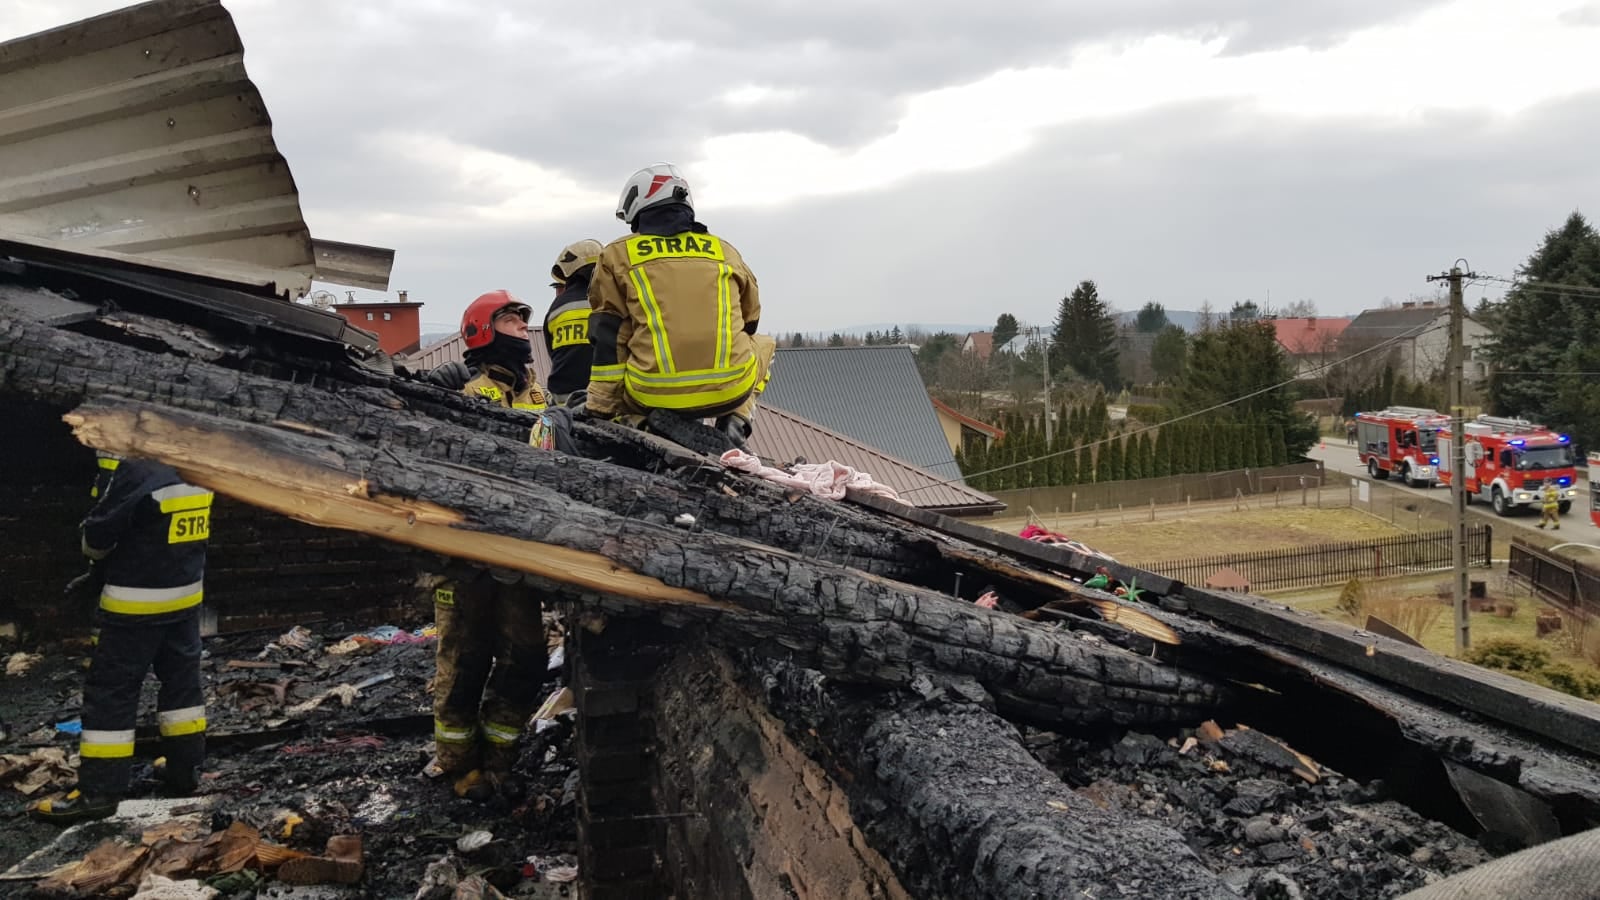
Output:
[584,163,775,445]
[425,291,548,801]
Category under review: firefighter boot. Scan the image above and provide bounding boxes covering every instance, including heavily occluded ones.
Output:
[29,789,119,826]
[716,413,752,448]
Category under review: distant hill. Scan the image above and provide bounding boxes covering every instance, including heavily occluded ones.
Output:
[810,323,990,339]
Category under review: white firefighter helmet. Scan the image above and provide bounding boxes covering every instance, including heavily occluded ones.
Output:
[616,163,693,224]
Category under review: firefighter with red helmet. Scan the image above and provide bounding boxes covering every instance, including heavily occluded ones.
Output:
[584,163,775,445]
[423,292,549,801]
[458,290,548,412]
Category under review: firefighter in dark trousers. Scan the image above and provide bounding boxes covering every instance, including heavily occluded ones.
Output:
[584,162,776,445]
[427,292,548,801]
[31,455,212,824]
[1539,482,1562,529]
[543,239,603,407]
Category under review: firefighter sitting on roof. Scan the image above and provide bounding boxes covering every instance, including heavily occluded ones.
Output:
[458,291,549,412]
[31,455,212,825]
[582,162,776,446]
[543,239,603,407]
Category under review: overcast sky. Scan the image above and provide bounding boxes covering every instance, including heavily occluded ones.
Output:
[5,0,1599,334]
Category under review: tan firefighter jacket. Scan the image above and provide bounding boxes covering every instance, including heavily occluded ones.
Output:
[462,364,547,412]
[586,230,761,415]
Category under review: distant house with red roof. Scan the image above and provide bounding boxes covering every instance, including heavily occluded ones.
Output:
[1268,317,1351,379]
[961,330,994,361]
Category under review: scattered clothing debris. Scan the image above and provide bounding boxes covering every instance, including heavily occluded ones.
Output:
[455,830,493,854]
[130,873,220,900]
[532,687,575,733]
[5,652,45,676]
[719,448,900,501]
[54,718,82,735]
[1018,524,1115,560]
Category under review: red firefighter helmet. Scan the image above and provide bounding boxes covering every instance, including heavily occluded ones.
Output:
[460,290,532,350]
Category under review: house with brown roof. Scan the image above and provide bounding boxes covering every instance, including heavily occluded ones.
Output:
[1268,317,1351,379]
[961,330,994,361]
[929,398,1005,456]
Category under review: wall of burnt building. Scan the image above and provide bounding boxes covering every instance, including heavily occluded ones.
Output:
[0,401,425,639]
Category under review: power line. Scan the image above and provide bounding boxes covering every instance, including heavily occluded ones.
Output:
[906,318,1447,495]
[1474,275,1600,297]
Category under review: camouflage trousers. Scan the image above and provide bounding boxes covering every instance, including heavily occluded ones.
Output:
[432,567,546,774]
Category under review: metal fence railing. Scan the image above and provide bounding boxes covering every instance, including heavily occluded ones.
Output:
[1509,537,1600,621]
[1146,525,1493,593]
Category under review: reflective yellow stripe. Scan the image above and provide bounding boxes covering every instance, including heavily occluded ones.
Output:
[158,706,206,737]
[101,582,203,616]
[81,729,136,759]
[715,263,733,370]
[482,722,521,745]
[549,306,591,350]
[590,364,624,383]
[434,721,476,744]
[154,484,214,513]
[624,357,756,388]
[625,360,758,410]
[630,268,676,374]
[98,458,120,471]
[513,401,546,412]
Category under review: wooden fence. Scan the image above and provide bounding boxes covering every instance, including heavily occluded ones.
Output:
[1146,525,1493,593]
[1509,537,1600,621]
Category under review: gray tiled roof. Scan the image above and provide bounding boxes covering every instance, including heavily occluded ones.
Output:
[1344,306,1445,339]
[759,346,964,481]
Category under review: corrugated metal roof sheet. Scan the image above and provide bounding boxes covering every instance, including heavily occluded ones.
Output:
[759,345,965,481]
[747,404,1003,515]
[0,0,390,298]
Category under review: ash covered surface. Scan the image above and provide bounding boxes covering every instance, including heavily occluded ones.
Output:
[0,618,579,898]
[1032,726,1492,899]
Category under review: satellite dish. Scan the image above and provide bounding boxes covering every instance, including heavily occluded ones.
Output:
[307,290,336,309]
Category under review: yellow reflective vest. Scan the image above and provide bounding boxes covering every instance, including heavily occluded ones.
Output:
[588,230,761,413]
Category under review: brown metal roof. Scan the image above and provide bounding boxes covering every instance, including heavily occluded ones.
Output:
[747,404,1004,515]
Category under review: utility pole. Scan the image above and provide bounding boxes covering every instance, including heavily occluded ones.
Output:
[1428,264,1477,653]
[1040,327,1053,446]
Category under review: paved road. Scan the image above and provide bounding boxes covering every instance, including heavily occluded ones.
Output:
[1307,442,1598,539]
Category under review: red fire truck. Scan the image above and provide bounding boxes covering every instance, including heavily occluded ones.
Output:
[1354,406,1449,487]
[1437,415,1580,516]
[1590,452,1599,529]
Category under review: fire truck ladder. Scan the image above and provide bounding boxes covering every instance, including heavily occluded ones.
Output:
[1473,414,1538,433]
[1377,405,1445,421]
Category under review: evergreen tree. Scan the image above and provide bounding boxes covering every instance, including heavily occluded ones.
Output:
[1135,301,1170,333]
[889,325,904,343]
[788,332,806,348]
[993,313,1020,352]
[1198,425,1217,472]
[1051,280,1121,389]
[1178,423,1198,474]
[1270,424,1289,465]
[827,333,845,347]
[1076,443,1094,484]
[1151,324,1188,383]
[1139,432,1155,480]
[1486,212,1600,448]
[1153,428,1172,478]
[1126,433,1146,480]
[1241,422,1260,468]
[1089,394,1109,438]
[1060,445,1078,487]
[1174,320,1318,457]
[1102,435,1124,482]
[1255,426,1274,469]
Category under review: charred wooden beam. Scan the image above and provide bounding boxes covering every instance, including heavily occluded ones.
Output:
[0,310,1160,631]
[62,397,1226,729]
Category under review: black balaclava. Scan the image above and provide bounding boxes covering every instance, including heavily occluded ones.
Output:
[466,330,532,392]
[633,202,704,236]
